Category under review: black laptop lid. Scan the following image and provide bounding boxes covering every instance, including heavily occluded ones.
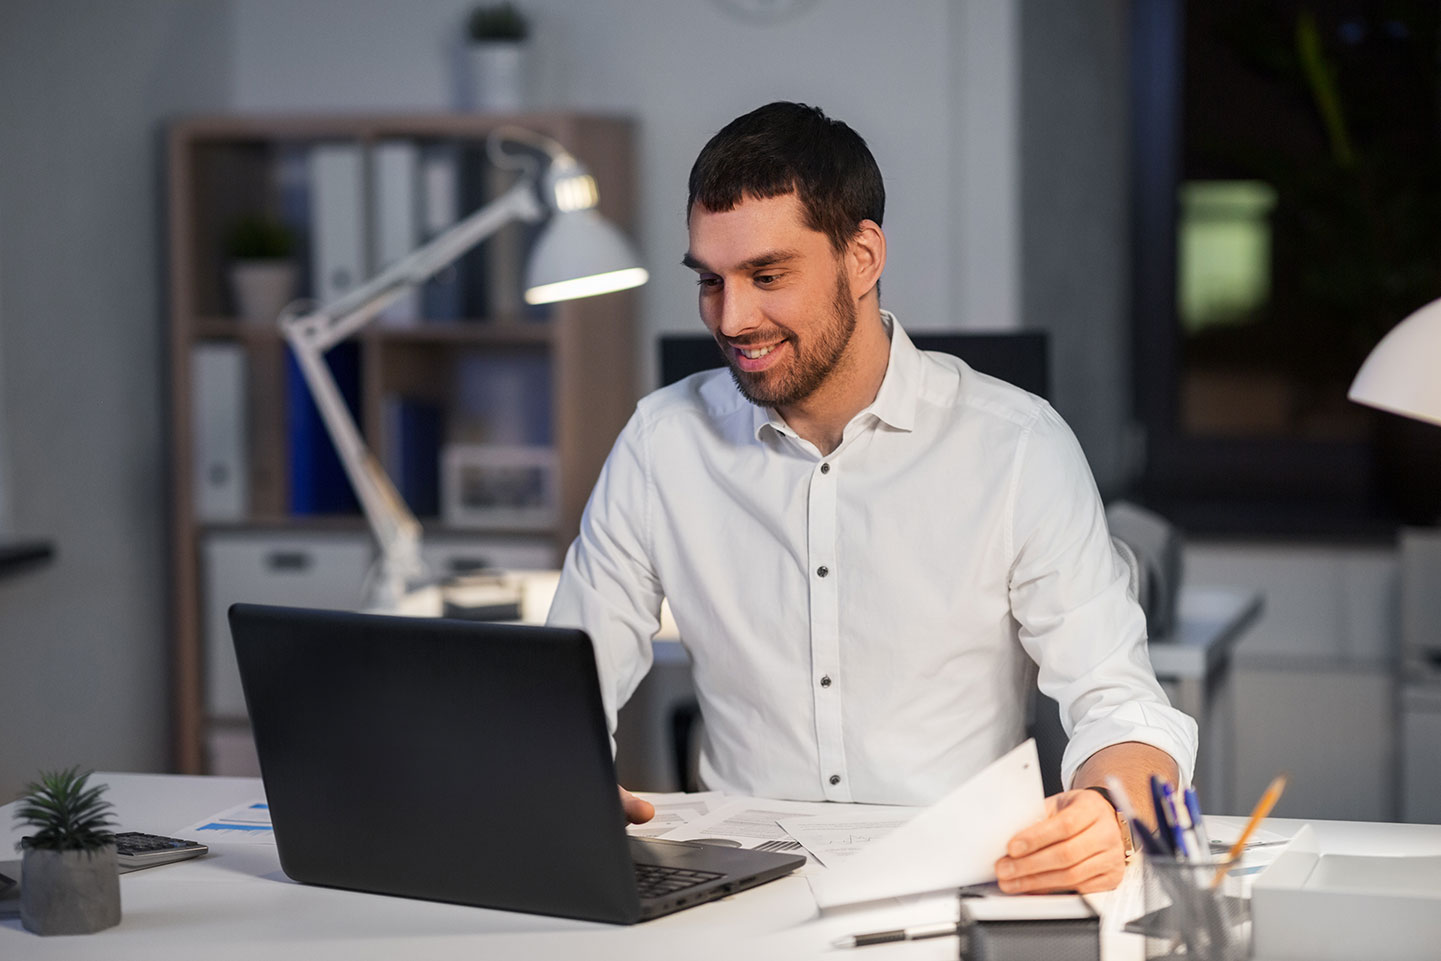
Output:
[229,603,641,922]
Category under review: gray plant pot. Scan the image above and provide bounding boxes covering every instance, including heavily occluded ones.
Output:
[20,844,121,935]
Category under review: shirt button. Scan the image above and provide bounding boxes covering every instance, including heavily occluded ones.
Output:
[820,462,830,474]
[829,774,841,786]
[816,565,829,578]
[820,675,832,688]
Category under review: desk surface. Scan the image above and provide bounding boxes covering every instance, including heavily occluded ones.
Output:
[2,773,1435,961]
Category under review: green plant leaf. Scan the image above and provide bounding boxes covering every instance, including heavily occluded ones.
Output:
[14,768,116,852]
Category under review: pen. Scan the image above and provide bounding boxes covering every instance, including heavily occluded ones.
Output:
[1149,775,1178,856]
[831,921,958,949]
[1210,774,1287,888]
[1183,787,1211,856]
[1104,775,1167,857]
[1161,782,1193,859]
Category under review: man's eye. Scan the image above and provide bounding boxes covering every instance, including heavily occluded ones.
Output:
[755,274,779,285]
[696,277,721,290]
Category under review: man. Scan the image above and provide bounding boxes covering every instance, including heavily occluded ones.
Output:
[547,102,1196,894]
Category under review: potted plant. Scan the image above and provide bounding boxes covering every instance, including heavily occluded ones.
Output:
[226,213,299,324]
[14,768,121,935]
[466,2,529,112]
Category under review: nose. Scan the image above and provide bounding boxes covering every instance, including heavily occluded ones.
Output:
[713,284,760,340]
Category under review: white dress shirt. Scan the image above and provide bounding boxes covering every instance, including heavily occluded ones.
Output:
[547,314,1197,805]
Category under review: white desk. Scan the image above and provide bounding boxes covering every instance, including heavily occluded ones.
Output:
[3,773,1434,960]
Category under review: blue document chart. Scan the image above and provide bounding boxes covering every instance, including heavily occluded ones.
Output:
[181,801,275,844]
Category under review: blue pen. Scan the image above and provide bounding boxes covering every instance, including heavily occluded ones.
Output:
[1149,775,1178,856]
[1183,788,1212,856]
[1161,782,1192,859]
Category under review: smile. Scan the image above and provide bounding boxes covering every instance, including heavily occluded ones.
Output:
[731,339,787,373]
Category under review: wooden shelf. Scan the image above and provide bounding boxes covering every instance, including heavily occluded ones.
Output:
[166,112,639,774]
[194,317,556,346]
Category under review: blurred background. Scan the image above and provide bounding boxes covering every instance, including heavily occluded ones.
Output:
[2,0,1438,826]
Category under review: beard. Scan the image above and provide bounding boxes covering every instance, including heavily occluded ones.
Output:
[721,269,858,409]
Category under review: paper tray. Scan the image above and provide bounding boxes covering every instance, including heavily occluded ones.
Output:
[1251,824,1441,961]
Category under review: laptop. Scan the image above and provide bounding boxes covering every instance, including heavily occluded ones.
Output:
[228,603,804,923]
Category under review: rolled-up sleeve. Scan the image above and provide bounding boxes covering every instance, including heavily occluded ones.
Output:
[1006,405,1198,789]
[545,408,665,739]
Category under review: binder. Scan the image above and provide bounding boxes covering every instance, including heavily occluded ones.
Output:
[286,343,361,516]
[309,143,366,306]
[191,342,248,521]
[382,396,443,517]
[419,143,464,320]
[372,140,421,326]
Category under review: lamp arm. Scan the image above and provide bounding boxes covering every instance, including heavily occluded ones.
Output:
[279,178,545,609]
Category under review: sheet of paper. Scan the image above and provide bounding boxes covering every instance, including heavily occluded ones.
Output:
[658,796,855,868]
[808,738,1047,908]
[178,800,276,844]
[777,807,917,867]
[626,790,725,838]
[660,796,832,845]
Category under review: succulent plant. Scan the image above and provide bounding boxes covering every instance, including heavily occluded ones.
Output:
[467,2,528,42]
[226,214,297,260]
[14,768,116,852]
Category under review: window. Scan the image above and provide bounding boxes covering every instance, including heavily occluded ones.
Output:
[1132,0,1441,532]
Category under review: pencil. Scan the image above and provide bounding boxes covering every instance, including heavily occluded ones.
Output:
[1210,774,1287,888]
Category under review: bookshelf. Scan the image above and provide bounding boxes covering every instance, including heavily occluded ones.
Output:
[166,113,639,773]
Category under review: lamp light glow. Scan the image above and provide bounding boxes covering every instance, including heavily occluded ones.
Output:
[525,267,650,305]
[524,205,648,304]
[1348,297,1441,428]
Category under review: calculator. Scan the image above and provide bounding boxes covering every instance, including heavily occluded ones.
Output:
[114,832,209,872]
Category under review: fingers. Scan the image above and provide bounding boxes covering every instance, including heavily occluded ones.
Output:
[619,785,655,825]
[1002,849,1125,894]
[995,790,1125,894]
[1006,789,1108,859]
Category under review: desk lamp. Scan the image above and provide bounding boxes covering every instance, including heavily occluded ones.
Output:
[1349,296,1441,427]
[281,126,647,612]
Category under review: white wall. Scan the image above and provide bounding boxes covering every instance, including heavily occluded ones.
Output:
[950,0,1020,333]
[1018,0,1134,492]
[0,0,234,800]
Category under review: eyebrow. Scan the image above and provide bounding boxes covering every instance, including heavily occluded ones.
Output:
[681,249,802,272]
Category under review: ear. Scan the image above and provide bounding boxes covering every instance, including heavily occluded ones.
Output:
[845,219,886,299]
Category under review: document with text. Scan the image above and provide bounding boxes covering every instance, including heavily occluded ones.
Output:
[178,800,276,844]
[809,739,1047,907]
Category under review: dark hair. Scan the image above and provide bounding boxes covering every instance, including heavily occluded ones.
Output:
[687,102,885,253]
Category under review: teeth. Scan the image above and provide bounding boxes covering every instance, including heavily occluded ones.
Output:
[740,345,775,359]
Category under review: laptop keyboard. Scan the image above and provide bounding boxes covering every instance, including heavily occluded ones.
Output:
[633,861,724,900]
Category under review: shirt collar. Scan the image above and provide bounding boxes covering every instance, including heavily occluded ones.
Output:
[750,310,921,441]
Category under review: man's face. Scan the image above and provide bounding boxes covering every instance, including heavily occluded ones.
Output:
[684,193,858,409]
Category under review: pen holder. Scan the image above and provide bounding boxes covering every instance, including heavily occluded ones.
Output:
[1129,855,1250,961]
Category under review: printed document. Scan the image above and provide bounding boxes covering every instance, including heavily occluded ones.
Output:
[626,790,725,838]
[178,800,275,844]
[809,739,1046,907]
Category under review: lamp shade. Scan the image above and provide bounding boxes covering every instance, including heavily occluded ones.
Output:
[1349,296,1441,427]
[523,208,648,305]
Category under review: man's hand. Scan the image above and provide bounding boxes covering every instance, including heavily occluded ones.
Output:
[619,786,655,825]
[994,789,1126,894]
